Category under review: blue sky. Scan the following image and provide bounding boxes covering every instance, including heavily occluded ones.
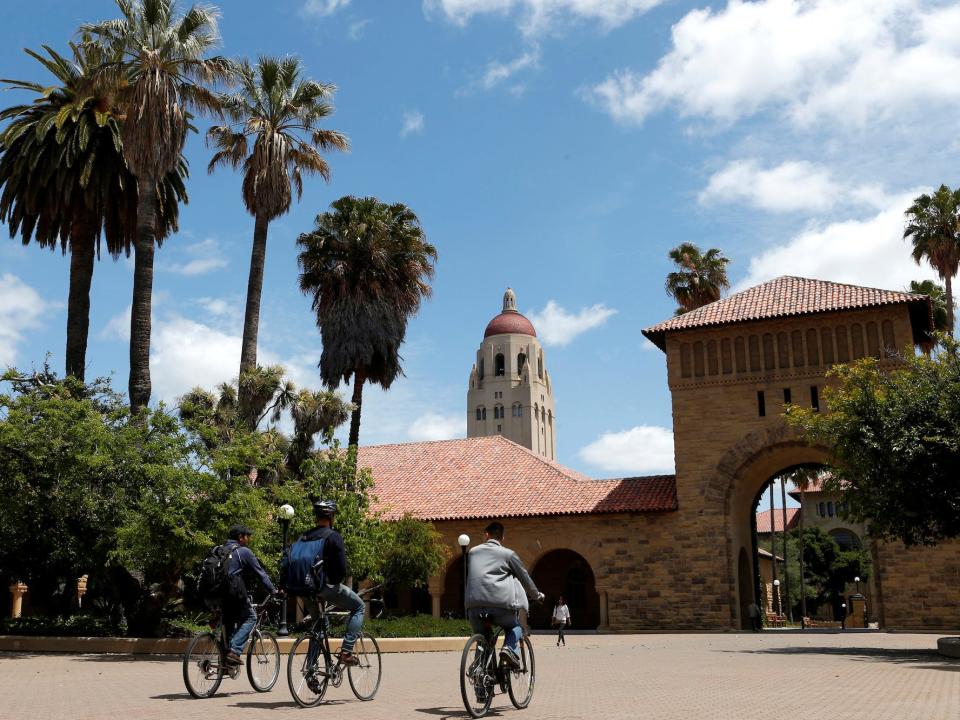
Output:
[1,0,957,486]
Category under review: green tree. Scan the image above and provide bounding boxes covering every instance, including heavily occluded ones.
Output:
[379,514,450,590]
[904,185,960,334]
[0,42,186,380]
[786,336,960,545]
[908,279,952,334]
[207,56,348,392]
[297,196,437,447]
[783,527,870,619]
[82,0,230,414]
[664,242,730,314]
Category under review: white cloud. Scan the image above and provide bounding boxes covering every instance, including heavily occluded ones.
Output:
[163,237,228,276]
[196,297,234,317]
[584,0,960,127]
[0,274,54,366]
[579,425,675,475]
[480,46,540,90]
[700,159,840,213]
[400,110,425,138]
[734,190,938,292]
[526,300,617,346]
[99,306,131,341]
[348,18,371,39]
[407,412,464,441]
[303,0,350,17]
[425,0,663,36]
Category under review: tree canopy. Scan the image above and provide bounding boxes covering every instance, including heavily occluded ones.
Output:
[786,336,960,546]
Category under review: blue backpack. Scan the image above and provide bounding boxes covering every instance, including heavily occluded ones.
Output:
[284,535,326,596]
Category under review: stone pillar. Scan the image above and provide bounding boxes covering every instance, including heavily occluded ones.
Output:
[596,585,610,632]
[76,575,89,609]
[428,576,443,619]
[358,578,373,619]
[9,582,27,619]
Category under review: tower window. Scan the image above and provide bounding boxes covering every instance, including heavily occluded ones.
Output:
[497,424,501,432]
[538,353,543,379]
[479,357,484,379]
[827,501,834,517]
[517,352,526,375]
[495,353,505,376]
[757,391,766,417]
[810,385,820,412]
[783,387,791,405]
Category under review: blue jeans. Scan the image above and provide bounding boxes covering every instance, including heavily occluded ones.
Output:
[229,605,257,654]
[467,607,521,653]
[314,584,364,655]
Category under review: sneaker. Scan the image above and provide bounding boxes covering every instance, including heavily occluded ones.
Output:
[500,647,520,669]
[225,651,243,665]
[338,650,360,666]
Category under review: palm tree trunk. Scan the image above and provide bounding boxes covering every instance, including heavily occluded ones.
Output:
[348,368,366,448]
[129,177,158,415]
[799,488,807,628]
[239,213,270,378]
[945,272,954,335]
[65,238,95,380]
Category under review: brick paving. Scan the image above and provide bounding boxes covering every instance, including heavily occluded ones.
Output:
[1,632,957,720]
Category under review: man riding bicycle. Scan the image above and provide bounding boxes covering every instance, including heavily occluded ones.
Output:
[222,524,279,665]
[280,500,365,668]
[465,521,543,670]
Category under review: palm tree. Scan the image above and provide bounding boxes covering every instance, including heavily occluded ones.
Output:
[297,196,437,448]
[0,42,186,380]
[82,0,230,413]
[908,280,951,333]
[207,56,348,391]
[904,185,960,334]
[665,242,730,314]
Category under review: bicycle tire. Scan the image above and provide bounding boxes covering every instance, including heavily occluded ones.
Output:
[246,629,280,692]
[460,633,494,718]
[507,634,535,709]
[287,634,328,707]
[347,632,382,700]
[182,632,224,699]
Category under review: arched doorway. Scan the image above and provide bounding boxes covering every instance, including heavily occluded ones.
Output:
[530,549,599,630]
[441,555,465,617]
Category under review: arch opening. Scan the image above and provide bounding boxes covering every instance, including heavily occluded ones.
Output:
[530,549,599,630]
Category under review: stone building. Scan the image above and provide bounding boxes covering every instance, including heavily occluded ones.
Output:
[359,277,960,632]
[467,288,556,459]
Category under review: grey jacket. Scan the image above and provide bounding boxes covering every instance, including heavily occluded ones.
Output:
[465,540,540,610]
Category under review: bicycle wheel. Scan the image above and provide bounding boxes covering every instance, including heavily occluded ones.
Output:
[246,629,280,692]
[460,634,494,718]
[507,634,535,709]
[182,632,224,699]
[287,634,328,707]
[347,632,382,700]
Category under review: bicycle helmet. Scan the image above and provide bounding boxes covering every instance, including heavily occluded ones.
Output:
[313,499,337,517]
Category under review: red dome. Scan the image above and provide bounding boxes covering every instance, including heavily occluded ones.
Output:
[484,311,537,338]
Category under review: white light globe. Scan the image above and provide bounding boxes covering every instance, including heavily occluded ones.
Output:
[854,576,860,583]
[773,579,780,586]
[279,504,295,520]
[457,534,470,547]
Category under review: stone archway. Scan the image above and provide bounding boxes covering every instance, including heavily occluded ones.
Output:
[530,549,600,630]
[737,547,753,630]
[441,554,466,617]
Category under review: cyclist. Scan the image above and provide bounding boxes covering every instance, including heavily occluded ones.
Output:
[222,524,279,665]
[465,521,543,670]
[281,499,365,667]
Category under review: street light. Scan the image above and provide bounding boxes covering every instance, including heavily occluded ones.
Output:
[278,504,295,636]
[773,579,781,617]
[458,534,470,615]
[854,575,861,595]
[841,602,847,630]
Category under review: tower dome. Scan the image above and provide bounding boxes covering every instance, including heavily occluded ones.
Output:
[484,287,537,338]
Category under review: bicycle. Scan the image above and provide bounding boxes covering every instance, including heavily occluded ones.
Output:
[182,595,282,699]
[460,612,536,718]
[286,587,383,707]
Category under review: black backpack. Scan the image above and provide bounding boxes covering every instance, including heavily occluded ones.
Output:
[197,544,245,607]
[283,535,327,596]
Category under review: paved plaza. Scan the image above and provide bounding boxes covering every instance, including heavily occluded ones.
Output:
[1,632,957,720]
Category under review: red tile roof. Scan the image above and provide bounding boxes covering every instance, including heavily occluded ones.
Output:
[357,436,677,521]
[756,507,800,534]
[642,276,933,350]
[484,311,537,338]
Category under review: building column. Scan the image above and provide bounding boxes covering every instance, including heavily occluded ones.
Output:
[358,578,373,619]
[9,582,27,619]
[428,576,443,619]
[76,575,89,609]
[596,584,611,632]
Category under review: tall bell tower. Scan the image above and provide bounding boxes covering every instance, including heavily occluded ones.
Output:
[467,288,556,459]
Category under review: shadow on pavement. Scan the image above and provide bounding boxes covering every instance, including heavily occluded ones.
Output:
[230,700,304,710]
[74,653,179,663]
[415,707,502,718]
[723,646,960,672]
[151,691,246,701]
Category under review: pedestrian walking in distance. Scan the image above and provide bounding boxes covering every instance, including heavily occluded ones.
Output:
[553,596,570,646]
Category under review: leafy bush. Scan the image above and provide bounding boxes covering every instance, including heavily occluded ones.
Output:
[0,614,122,637]
[358,614,471,638]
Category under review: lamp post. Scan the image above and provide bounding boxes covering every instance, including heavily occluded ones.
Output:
[278,504,295,636]
[841,602,847,630]
[854,575,861,595]
[458,534,470,615]
[773,579,781,618]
